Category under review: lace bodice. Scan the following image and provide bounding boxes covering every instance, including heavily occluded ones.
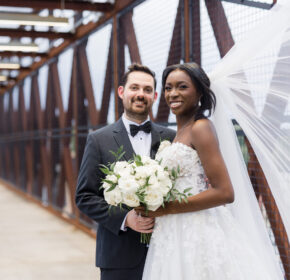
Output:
[156,142,208,195]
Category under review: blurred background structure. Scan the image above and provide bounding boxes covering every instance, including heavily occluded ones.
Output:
[0,0,288,279]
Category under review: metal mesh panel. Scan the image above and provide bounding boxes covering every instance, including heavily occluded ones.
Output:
[0,1,288,276]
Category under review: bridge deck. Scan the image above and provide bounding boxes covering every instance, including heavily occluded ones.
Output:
[0,184,100,280]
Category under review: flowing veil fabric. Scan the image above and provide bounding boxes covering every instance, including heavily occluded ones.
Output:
[209,0,290,278]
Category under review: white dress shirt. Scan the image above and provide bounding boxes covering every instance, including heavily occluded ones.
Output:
[122,114,152,157]
[120,114,152,231]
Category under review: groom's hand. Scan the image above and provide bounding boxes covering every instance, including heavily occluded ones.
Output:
[125,210,155,233]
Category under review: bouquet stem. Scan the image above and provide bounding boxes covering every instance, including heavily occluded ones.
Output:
[141,233,152,244]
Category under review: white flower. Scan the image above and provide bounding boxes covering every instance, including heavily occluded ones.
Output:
[144,188,164,211]
[148,174,158,186]
[106,174,118,184]
[136,177,146,187]
[141,156,158,166]
[114,161,130,175]
[102,181,111,191]
[104,188,122,206]
[157,140,171,154]
[135,166,152,179]
[122,192,140,207]
[149,179,171,196]
[118,177,139,193]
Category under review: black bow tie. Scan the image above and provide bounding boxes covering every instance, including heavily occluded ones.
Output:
[129,121,151,137]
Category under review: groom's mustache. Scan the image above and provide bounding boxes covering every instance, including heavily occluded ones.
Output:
[132,97,148,104]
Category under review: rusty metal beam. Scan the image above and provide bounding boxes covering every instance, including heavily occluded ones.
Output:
[0,51,47,58]
[121,11,141,64]
[246,138,290,279]
[205,0,256,111]
[7,91,15,183]
[50,61,77,212]
[113,15,119,121]
[0,95,4,177]
[156,0,182,122]
[99,34,113,125]
[0,0,137,95]
[0,66,31,71]
[191,0,201,65]
[184,0,190,62]
[0,28,74,40]
[77,41,98,126]
[205,0,234,56]
[0,0,114,12]
[221,0,275,9]
[31,74,53,202]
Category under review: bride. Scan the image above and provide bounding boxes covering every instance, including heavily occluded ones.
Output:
[136,62,280,279]
[136,0,290,278]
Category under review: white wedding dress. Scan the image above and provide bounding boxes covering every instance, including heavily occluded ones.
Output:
[142,142,276,280]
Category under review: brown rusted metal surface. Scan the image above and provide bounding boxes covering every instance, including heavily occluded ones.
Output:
[0,3,287,277]
[0,28,74,40]
[191,0,201,65]
[156,0,182,122]
[245,138,290,279]
[0,0,114,12]
[99,34,113,125]
[113,15,119,121]
[204,0,234,56]
[122,11,142,64]
[77,41,98,127]
[184,0,190,62]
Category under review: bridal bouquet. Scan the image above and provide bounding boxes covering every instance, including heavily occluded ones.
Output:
[100,141,192,243]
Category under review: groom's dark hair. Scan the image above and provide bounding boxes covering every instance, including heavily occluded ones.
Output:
[121,63,157,90]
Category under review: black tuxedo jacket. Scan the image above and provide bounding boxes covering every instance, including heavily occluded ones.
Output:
[75,118,176,269]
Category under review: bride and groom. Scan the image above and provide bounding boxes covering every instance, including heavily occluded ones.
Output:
[75,58,284,278]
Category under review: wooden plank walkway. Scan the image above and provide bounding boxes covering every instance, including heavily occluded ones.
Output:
[0,184,100,280]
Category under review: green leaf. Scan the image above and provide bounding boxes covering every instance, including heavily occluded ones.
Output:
[183,187,192,193]
[106,184,117,192]
[100,167,110,175]
[109,145,126,161]
[103,179,115,185]
[135,160,143,167]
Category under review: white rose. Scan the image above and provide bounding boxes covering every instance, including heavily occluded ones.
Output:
[135,166,152,179]
[148,174,158,186]
[102,181,111,191]
[141,156,158,166]
[149,180,170,196]
[136,177,146,187]
[157,140,171,154]
[118,177,139,193]
[106,174,118,184]
[122,192,140,207]
[144,188,164,211]
[114,161,130,175]
[118,168,133,178]
[158,180,172,196]
[104,188,122,206]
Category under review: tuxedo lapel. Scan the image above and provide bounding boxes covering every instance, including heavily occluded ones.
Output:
[112,119,135,161]
[150,123,162,159]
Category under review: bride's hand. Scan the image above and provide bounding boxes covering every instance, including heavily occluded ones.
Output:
[135,204,170,218]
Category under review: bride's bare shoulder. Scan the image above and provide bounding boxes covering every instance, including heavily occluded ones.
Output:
[190,118,218,147]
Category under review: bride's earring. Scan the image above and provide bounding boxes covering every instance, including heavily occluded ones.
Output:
[198,99,201,106]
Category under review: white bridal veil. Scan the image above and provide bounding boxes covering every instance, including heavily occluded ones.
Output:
[209,0,290,278]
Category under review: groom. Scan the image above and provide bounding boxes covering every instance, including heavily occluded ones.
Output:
[75,64,176,280]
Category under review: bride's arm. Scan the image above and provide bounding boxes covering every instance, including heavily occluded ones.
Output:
[136,119,234,218]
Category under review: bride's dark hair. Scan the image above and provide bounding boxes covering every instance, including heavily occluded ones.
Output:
[162,62,216,120]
